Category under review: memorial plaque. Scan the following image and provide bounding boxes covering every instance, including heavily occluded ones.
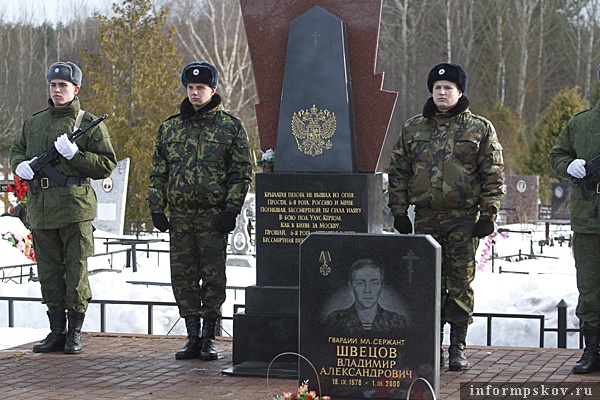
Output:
[255,172,382,287]
[275,6,355,172]
[299,233,441,399]
[91,158,129,235]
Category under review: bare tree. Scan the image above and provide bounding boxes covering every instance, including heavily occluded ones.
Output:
[169,0,256,120]
[513,0,540,116]
[495,1,508,107]
[166,0,260,168]
[0,3,93,157]
[380,0,428,122]
[582,0,599,100]
[453,0,475,66]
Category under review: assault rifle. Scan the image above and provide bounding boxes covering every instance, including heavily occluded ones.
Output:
[25,114,108,195]
[573,153,600,199]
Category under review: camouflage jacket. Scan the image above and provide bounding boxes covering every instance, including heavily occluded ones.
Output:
[325,303,407,335]
[387,96,505,218]
[10,96,117,229]
[147,95,252,215]
[550,99,600,233]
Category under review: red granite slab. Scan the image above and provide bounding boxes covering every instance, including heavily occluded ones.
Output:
[240,0,397,172]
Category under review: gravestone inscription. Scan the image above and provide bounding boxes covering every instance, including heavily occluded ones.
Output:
[299,233,441,399]
[255,172,382,287]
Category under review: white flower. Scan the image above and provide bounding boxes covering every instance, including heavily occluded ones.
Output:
[257,148,275,167]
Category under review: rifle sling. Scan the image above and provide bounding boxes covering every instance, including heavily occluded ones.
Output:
[29,164,89,191]
[74,109,85,131]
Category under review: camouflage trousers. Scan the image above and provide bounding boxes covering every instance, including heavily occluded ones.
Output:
[414,213,479,326]
[572,233,600,330]
[169,208,227,319]
[32,221,94,313]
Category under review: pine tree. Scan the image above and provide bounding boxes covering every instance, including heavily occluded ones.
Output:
[81,0,182,229]
[476,103,525,177]
[521,87,586,204]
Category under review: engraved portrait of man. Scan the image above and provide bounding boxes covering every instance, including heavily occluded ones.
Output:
[325,258,407,334]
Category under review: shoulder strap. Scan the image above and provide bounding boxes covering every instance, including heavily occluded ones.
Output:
[73,109,85,132]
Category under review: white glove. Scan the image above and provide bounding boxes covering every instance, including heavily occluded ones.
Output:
[567,159,586,179]
[15,157,37,180]
[54,133,79,160]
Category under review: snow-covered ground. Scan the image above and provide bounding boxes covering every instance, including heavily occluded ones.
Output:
[0,214,579,350]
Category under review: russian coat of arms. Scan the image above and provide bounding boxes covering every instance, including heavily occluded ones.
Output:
[291,104,336,156]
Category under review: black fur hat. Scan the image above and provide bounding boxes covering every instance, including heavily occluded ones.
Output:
[427,62,467,93]
[181,61,218,89]
[46,62,82,86]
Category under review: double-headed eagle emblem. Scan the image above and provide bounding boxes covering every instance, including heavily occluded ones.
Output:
[291,104,336,156]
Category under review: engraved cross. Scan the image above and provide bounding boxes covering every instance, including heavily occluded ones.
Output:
[403,249,419,283]
[311,31,320,47]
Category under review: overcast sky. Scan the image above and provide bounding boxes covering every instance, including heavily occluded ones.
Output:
[0,0,111,25]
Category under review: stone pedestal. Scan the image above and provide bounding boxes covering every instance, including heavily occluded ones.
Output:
[224,172,382,377]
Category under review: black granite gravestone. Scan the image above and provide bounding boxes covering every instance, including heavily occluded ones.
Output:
[299,233,441,399]
[275,6,355,172]
[226,173,383,376]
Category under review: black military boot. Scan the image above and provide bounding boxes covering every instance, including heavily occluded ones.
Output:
[572,326,600,374]
[200,318,218,361]
[32,309,66,353]
[448,323,468,371]
[64,310,85,354]
[175,316,201,360]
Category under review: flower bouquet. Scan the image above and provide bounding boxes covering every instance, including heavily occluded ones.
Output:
[257,148,275,171]
[274,381,330,400]
[268,353,330,400]
[1,231,36,261]
[6,176,29,204]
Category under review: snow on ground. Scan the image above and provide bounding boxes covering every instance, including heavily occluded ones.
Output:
[0,215,580,350]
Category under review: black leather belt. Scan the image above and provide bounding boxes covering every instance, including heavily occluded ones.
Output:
[585,182,600,195]
[33,177,89,189]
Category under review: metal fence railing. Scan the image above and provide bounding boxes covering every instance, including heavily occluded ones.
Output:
[0,295,582,349]
[0,293,244,336]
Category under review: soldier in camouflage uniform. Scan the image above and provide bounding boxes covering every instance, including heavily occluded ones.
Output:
[549,63,600,374]
[147,61,252,361]
[387,62,504,371]
[10,61,117,354]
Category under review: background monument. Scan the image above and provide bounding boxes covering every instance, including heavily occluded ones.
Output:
[225,0,397,378]
[91,158,130,236]
[500,175,539,224]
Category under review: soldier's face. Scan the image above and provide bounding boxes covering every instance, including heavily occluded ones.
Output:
[432,80,462,112]
[49,79,79,107]
[350,267,383,309]
[187,83,215,110]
